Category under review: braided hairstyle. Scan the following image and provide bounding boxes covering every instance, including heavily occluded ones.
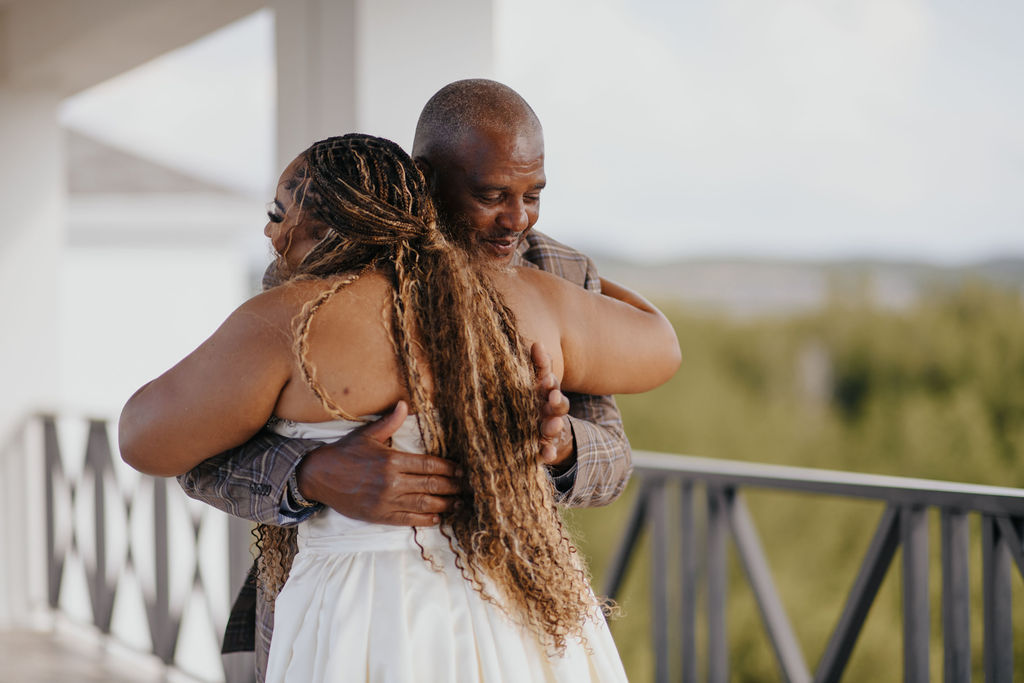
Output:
[255,134,601,651]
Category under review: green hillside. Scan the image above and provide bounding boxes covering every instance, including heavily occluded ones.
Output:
[566,279,1024,681]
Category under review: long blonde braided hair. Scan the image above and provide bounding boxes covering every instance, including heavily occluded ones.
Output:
[254,134,600,651]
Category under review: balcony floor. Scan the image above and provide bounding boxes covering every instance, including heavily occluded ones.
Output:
[0,627,172,683]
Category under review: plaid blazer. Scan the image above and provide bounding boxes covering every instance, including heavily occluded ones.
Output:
[177,230,633,678]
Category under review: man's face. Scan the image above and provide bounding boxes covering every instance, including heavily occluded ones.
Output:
[427,126,546,264]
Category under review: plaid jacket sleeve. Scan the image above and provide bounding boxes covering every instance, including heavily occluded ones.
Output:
[517,231,633,507]
[176,429,325,526]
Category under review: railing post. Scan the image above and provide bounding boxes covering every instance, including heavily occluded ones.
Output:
[680,480,697,683]
[42,416,64,610]
[706,486,729,683]
[1,418,31,624]
[149,476,177,664]
[602,479,651,600]
[901,505,930,682]
[86,420,116,633]
[982,515,1013,682]
[648,480,670,683]
[941,510,970,683]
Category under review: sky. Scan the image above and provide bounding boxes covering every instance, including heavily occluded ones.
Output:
[60,1,1024,264]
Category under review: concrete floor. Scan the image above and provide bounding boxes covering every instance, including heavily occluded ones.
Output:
[0,627,176,683]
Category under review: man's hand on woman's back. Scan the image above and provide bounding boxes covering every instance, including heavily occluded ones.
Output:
[295,344,575,527]
[294,400,462,527]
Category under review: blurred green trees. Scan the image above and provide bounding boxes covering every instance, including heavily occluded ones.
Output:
[567,281,1024,681]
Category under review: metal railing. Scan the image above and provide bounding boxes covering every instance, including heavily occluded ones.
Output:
[21,413,1024,682]
[605,451,1024,683]
[33,414,256,682]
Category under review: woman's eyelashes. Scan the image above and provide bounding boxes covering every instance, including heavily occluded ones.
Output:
[266,200,284,223]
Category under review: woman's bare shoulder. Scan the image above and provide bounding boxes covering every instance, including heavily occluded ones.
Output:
[497,265,579,296]
[503,266,591,317]
[240,271,391,329]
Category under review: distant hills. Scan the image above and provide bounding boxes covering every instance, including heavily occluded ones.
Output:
[590,254,1024,316]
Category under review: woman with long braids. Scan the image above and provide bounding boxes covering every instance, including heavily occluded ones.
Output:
[120,134,680,682]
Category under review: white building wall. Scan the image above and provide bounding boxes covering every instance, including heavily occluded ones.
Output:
[0,86,63,625]
[0,87,63,438]
[58,247,251,419]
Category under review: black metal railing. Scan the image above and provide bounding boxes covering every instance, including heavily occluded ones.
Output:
[34,414,255,682]
[22,414,1024,682]
[605,452,1024,683]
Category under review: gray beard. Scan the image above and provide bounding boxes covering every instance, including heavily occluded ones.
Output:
[435,209,480,254]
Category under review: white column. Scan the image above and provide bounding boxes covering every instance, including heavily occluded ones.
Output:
[272,0,495,165]
[356,0,495,150]
[272,0,359,168]
[0,86,63,626]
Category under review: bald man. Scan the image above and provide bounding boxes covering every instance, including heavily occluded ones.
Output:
[178,79,632,678]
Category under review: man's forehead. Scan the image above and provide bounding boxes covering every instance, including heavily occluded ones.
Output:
[450,127,544,175]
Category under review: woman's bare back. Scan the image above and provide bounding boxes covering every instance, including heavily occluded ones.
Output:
[269,267,566,423]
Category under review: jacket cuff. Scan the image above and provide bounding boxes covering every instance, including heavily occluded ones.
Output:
[558,414,632,507]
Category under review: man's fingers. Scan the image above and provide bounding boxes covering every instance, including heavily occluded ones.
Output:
[532,339,556,390]
[393,473,461,497]
[358,400,409,443]
[397,492,456,514]
[385,512,443,527]
[541,389,570,418]
[536,372,558,395]
[540,390,570,440]
[540,415,564,440]
[530,346,571,467]
[391,451,461,478]
[531,342,553,376]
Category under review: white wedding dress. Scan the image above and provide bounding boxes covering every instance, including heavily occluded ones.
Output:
[263,415,628,683]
